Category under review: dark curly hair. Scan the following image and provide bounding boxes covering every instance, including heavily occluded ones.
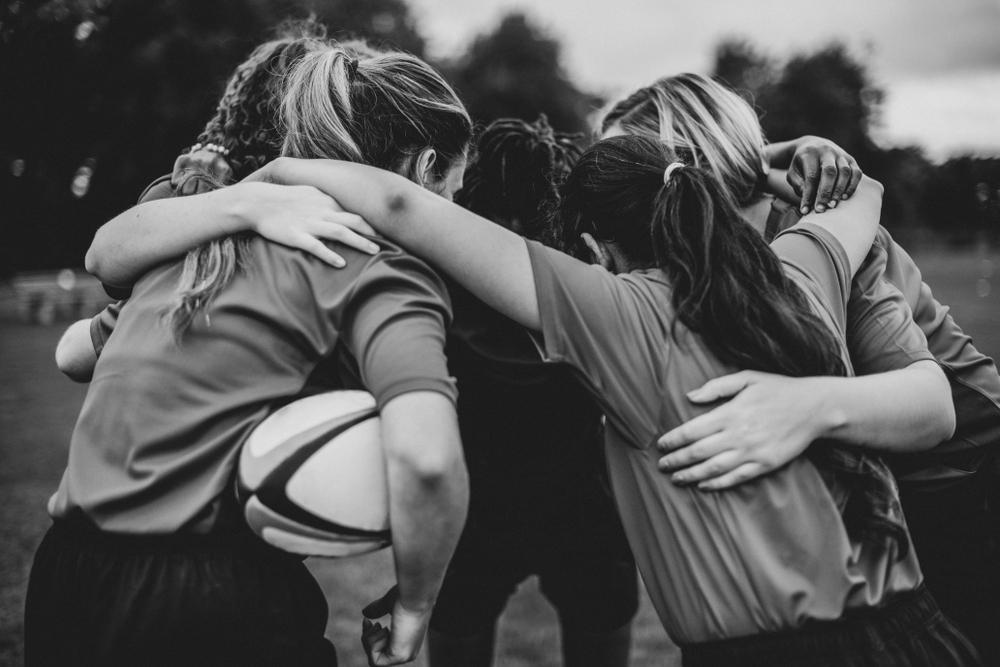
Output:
[455,115,581,248]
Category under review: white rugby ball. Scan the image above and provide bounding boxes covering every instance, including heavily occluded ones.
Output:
[238,390,390,557]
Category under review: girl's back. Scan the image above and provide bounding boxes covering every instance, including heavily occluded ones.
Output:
[523,226,922,642]
[50,237,453,534]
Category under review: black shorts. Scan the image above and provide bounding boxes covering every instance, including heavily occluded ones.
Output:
[901,466,1000,666]
[681,586,981,667]
[429,506,639,637]
[25,519,338,667]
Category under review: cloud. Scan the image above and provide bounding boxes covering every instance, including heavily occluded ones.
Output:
[409,0,1000,157]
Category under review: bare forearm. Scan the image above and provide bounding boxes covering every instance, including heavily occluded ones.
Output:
[793,175,883,275]
[765,168,798,206]
[85,187,245,287]
[814,361,955,451]
[381,393,468,613]
[264,158,540,329]
[763,140,801,169]
[387,460,468,612]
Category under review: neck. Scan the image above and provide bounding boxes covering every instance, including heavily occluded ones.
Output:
[739,194,774,237]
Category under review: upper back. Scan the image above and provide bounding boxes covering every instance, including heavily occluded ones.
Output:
[58,237,452,533]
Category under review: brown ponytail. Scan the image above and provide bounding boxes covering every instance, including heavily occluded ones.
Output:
[560,134,908,557]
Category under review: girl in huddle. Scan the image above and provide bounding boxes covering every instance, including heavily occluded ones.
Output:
[236,128,977,664]
[605,74,1000,664]
[77,60,969,665]
[430,116,637,667]
[33,44,473,667]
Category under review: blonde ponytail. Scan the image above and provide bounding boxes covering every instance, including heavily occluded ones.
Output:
[165,43,471,341]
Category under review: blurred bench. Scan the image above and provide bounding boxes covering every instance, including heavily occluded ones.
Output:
[0,270,113,325]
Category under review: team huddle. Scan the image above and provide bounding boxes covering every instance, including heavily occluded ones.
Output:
[25,21,1000,667]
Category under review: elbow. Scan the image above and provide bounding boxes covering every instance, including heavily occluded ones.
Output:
[395,441,467,488]
[55,344,92,383]
[83,243,101,278]
[55,320,96,383]
[84,231,117,284]
[914,362,957,450]
[858,175,885,198]
[386,422,467,495]
[929,385,957,448]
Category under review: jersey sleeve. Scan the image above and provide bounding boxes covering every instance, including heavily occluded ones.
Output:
[339,248,457,410]
[877,228,1000,477]
[771,221,853,339]
[524,240,663,444]
[137,174,176,205]
[847,234,935,374]
[89,300,125,357]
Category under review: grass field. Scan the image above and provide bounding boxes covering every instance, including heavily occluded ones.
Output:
[1,245,997,666]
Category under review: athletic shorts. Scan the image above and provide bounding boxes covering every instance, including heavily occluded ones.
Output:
[900,465,1000,666]
[681,586,981,667]
[430,503,638,637]
[25,519,338,667]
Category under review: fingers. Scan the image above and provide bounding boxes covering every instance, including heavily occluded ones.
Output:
[362,619,391,667]
[793,153,819,215]
[321,224,380,256]
[685,371,753,403]
[322,212,378,242]
[658,432,730,472]
[656,411,724,452]
[844,159,863,200]
[697,462,769,491]
[786,168,805,197]
[363,587,398,620]
[668,450,742,486]
[812,155,839,213]
[209,158,233,183]
[828,156,854,204]
[300,236,346,268]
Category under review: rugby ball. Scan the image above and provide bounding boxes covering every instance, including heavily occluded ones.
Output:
[238,390,391,557]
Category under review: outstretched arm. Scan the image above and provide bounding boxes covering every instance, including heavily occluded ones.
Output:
[85,182,378,289]
[255,158,884,331]
[256,158,542,330]
[656,361,955,490]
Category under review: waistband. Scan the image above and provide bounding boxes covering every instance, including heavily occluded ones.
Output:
[681,586,942,663]
[47,516,292,558]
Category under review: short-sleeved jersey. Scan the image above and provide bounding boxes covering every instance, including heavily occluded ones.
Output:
[49,237,456,534]
[524,223,921,644]
[770,200,1000,487]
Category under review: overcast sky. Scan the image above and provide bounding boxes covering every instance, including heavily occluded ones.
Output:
[407,0,1000,160]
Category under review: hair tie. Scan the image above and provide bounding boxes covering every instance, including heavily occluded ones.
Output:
[345,57,360,79]
[663,161,685,185]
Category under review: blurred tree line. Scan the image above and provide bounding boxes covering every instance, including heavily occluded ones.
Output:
[713,39,1000,246]
[1,1,996,275]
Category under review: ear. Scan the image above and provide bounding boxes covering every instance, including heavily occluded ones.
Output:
[414,148,438,188]
[580,233,615,271]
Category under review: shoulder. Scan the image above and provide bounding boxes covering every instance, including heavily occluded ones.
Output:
[137,174,176,204]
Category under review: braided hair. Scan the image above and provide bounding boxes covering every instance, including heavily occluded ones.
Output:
[194,22,356,180]
[456,115,581,247]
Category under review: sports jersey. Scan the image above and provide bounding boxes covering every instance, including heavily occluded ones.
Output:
[524,224,922,643]
[769,200,1000,487]
[49,236,455,534]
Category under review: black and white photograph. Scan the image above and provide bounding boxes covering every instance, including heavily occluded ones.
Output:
[2,0,999,665]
